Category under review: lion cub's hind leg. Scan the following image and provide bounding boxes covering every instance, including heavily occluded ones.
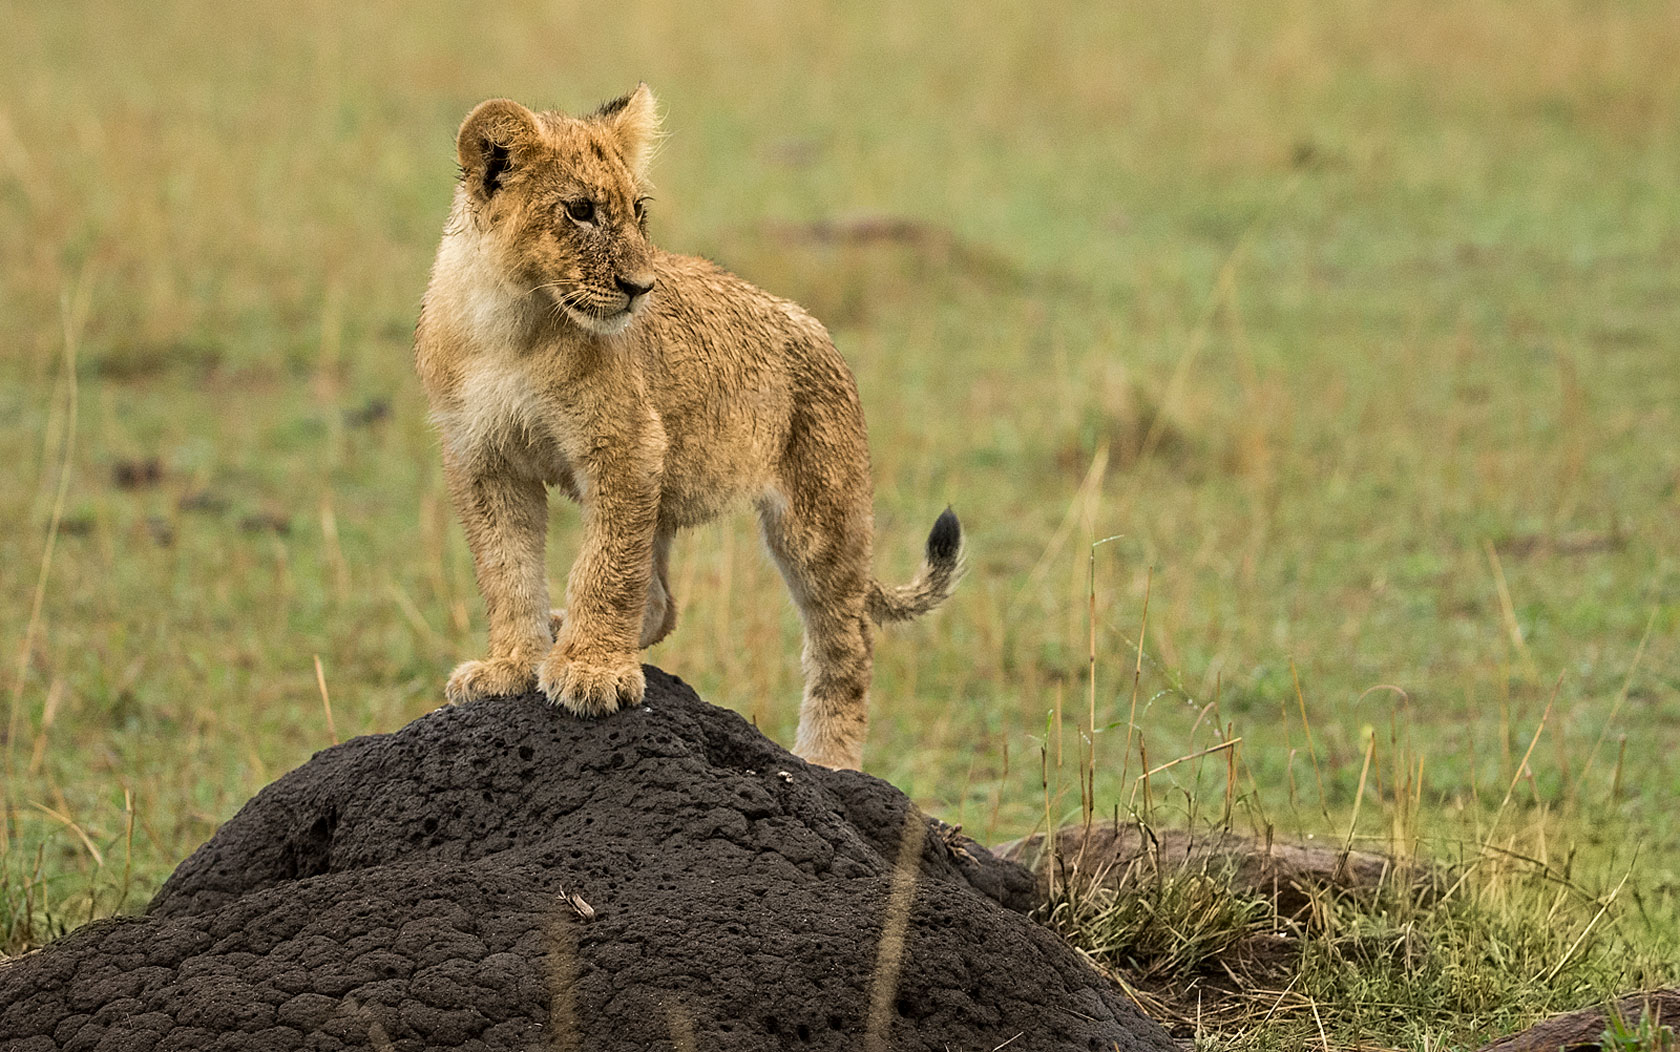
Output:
[758,488,875,771]
[638,525,679,648]
[547,524,677,650]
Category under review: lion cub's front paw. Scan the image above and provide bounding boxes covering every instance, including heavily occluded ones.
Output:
[445,657,538,705]
[537,651,645,716]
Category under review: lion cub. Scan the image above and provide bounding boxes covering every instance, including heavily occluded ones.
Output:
[413,86,962,769]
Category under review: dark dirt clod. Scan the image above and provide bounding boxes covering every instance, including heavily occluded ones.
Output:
[0,667,1176,1052]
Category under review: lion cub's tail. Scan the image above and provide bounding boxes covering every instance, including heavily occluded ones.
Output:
[867,507,965,625]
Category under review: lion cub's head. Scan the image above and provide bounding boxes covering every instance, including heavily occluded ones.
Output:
[454,86,663,337]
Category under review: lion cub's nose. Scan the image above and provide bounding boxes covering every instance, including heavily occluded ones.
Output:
[616,275,655,301]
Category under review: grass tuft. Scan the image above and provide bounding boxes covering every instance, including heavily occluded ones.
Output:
[1038,819,1677,1050]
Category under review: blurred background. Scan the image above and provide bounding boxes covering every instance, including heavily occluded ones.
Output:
[2,0,1677,1041]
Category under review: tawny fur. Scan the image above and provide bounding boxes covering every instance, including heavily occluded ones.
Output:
[413,87,962,769]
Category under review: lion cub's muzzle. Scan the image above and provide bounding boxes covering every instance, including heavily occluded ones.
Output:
[603,272,656,324]
[555,272,656,335]
[616,273,655,306]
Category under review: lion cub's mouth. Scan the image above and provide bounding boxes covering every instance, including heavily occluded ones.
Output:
[557,295,644,337]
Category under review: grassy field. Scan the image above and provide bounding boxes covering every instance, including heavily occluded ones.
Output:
[2,0,1678,1047]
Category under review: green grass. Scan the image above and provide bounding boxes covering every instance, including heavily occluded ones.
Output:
[1601,1009,1678,1052]
[1031,748,1678,1050]
[2,0,1678,1046]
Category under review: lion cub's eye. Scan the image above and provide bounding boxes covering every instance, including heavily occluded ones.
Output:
[564,199,596,224]
[633,197,650,221]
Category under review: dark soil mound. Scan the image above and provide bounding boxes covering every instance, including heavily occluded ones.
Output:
[0,667,1176,1052]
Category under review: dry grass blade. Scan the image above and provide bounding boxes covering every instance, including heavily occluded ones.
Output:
[665,999,698,1052]
[1338,729,1377,878]
[6,281,88,783]
[1573,605,1657,798]
[1291,661,1329,821]
[28,801,103,867]
[1542,865,1631,984]
[387,580,446,650]
[1133,738,1244,789]
[1120,566,1152,795]
[314,655,339,745]
[1486,673,1562,846]
[1010,443,1110,613]
[1483,540,1534,674]
[545,910,582,1052]
[865,807,928,1052]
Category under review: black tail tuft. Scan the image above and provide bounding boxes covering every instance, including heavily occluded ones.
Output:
[868,507,965,625]
[926,507,962,564]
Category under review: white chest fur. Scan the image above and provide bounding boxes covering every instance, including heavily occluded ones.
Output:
[435,356,555,475]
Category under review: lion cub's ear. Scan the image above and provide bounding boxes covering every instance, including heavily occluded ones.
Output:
[456,98,541,201]
[593,83,662,183]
